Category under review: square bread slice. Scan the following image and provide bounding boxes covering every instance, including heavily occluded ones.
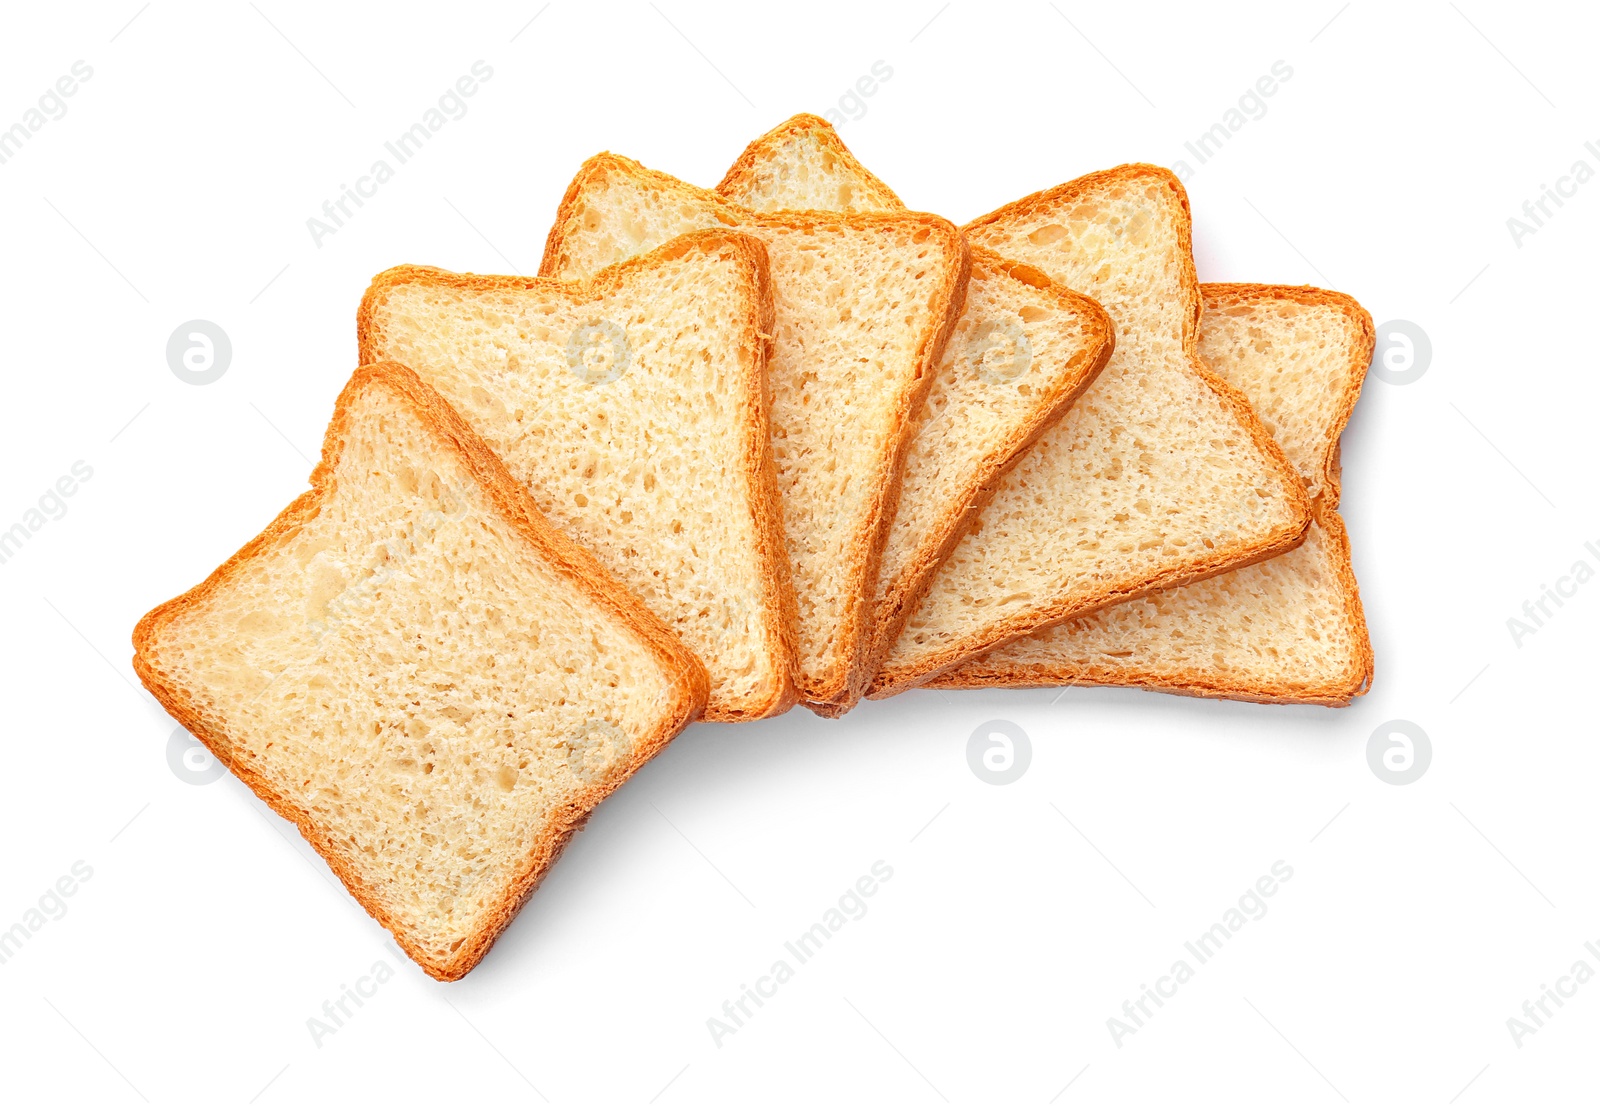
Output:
[359,231,796,722]
[540,153,969,711]
[718,117,1117,708]
[132,364,708,980]
[931,286,1375,705]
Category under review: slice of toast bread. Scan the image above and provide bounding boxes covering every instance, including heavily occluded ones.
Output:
[132,364,708,980]
[931,286,1375,705]
[869,165,1312,695]
[358,231,796,722]
[718,118,1118,702]
[540,153,969,711]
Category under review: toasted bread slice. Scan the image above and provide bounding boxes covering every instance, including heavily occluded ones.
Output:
[933,286,1375,705]
[132,364,707,980]
[359,231,795,722]
[867,166,1311,695]
[717,112,904,212]
[718,117,1117,703]
[540,153,968,710]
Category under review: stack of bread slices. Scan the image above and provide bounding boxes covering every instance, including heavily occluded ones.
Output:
[132,115,1374,979]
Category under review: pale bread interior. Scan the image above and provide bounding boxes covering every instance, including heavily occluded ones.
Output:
[360,235,791,720]
[136,375,685,975]
[543,155,965,705]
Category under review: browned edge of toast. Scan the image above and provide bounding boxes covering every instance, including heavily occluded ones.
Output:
[865,165,1315,699]
[859,246,1117,686]
[537,151,971,711]
[714,112,908,212]
[358,230,800,723]
[131,363,710,980]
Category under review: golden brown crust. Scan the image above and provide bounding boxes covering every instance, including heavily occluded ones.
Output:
[131,364,709,980]
[714,112,907,212]
[359,231,799,722]
[538,152,970,712]
[1198,283,1374,509]
[926,500,1373,706]
[860,245,1116,681]
[866,166,1314,698]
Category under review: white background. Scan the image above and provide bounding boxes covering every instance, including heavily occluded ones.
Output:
[1,2,1596,1102]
